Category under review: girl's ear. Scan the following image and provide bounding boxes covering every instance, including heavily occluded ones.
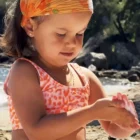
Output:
[23,18,37,37]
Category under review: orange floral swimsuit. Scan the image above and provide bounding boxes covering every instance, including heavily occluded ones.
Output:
[4,58,90,130]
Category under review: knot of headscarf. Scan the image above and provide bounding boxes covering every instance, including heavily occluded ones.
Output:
[20,0,94,27]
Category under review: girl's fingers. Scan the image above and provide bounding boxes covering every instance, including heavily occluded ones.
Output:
[122,95,134,111]
[126,99,138,118]
[112,94,126,108]
[113,94,139,117]
[117,93,123,100]
[131,123,140,130]
[112,99,125,108]
[112,95,117,100]
[122,94,128,99]
[117,93,129,108]
[112,94,139,120]
[117,94,129,109]
[112,93,140,131]
[130,100,135,107]
[129,100,135,109]
[122,95,129,108]
[112,97,124,107]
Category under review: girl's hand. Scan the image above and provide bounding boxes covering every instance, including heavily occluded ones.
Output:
[112,93,140,130]
[92,97,140,130]
[112,93,138,118]
[112,108,140,131]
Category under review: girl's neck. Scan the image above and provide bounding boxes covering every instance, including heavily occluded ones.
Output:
[30,55,75,86]
[31,55,69,74]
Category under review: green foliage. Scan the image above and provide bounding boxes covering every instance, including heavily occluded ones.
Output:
[89,0,140,42]
[0,0,5,9]
[111,45,116,52]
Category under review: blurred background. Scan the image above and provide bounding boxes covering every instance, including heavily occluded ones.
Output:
[0,0,140,140]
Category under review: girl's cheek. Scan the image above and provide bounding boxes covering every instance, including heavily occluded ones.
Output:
[77,37,84,44]
[55,37,65,43]
[52,40,64,47]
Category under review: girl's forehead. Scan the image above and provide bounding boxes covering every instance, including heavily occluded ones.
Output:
[49,11,92,19]
[42,12,92,30]
[44,12,92,25]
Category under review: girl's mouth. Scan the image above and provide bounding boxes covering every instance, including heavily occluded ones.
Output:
[60,52,73,57]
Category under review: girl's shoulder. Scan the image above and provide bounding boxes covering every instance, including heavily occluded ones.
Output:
[70,63,102,87]
[4,58,40,94]
[10,58,39,79]
[70,63,93,79]
[69,62,88,73]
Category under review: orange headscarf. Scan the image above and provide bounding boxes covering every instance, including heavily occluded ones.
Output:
[20,0,93,27]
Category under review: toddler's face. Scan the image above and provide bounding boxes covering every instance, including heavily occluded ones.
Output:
[28,12,92,66]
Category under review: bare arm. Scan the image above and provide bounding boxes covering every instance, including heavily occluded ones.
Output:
[8,60,99,140]
[81,66,136,139]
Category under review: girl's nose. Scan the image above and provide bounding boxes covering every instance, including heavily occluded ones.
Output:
[66,37,77,47]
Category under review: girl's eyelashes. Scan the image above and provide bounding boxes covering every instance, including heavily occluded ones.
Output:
[76,33,84,37]
[56,33,84,37]
[57,33,66,37]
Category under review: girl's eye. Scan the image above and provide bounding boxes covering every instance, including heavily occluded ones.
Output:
[57,33,66,37]
[76,33,84,37]
[56,33,84,38]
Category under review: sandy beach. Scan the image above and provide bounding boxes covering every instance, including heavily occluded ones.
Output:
[0,83,140,140]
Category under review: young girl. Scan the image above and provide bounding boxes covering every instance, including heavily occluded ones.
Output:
[0,0,140,140]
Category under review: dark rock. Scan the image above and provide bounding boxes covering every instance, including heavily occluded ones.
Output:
[112,42,139,70]
[128,69,140,78]
[99,70,118,76]
[108,136,116,140]
[74,34,103,67]
[120,71,128,78]
[93,71,100,77]
[88,64,97,72]
[75,52,108,70]
[125,41,140,55]
[95,70,128,79]
[131,65,140,72]
[84,52,108,70]
[98,41,140,70]
[0,7,5,34]
[135,30,140,55]
[83,33,104,52]
[0,53,14,64]
[128,74,140,82]
[0,55,9,63]
[87,120,100,126]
